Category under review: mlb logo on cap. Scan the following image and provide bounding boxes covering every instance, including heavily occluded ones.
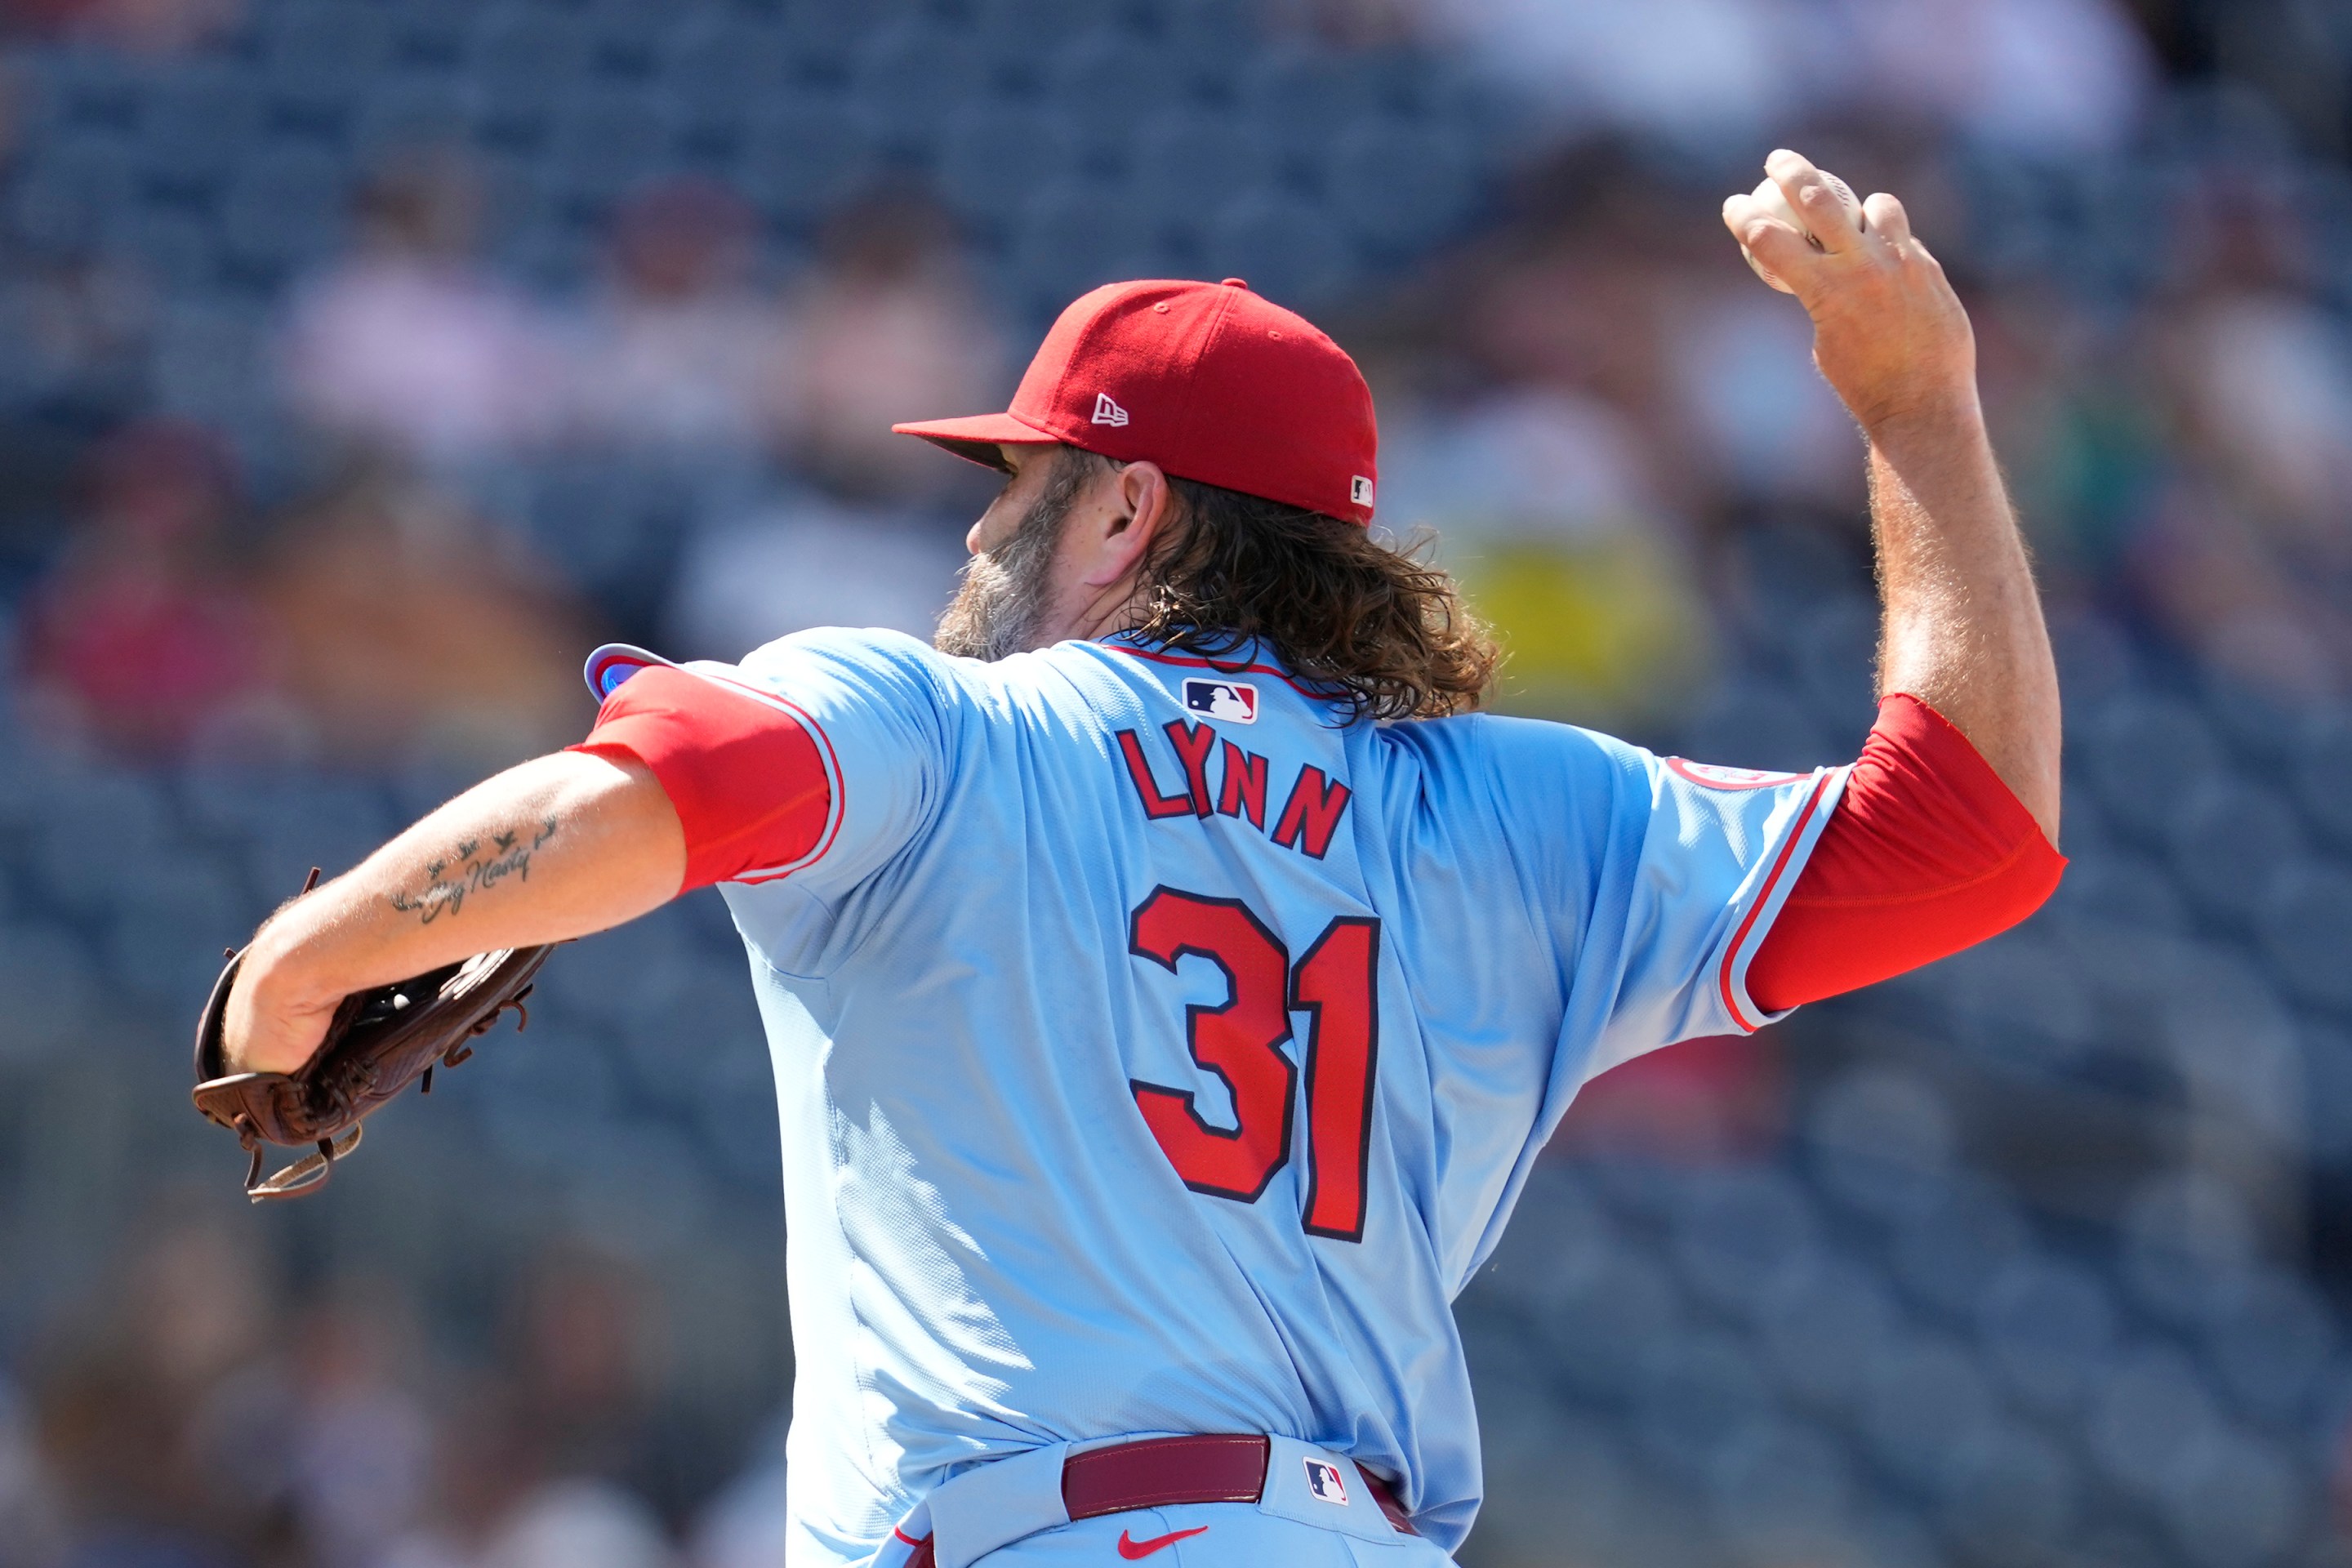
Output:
[1303,1459,1350,1506]
[1183,679,1258,724]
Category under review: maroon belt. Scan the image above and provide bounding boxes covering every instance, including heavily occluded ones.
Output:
[901,1435,1415,1566]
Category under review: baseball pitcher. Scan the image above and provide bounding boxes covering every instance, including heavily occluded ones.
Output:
[211,154,2064,1566]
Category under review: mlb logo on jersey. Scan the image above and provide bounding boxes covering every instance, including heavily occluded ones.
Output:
[1182,679,1258,724]
[1302,1459,1350,1506]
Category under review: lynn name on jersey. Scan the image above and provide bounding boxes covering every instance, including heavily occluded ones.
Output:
[1116,688,1350,860]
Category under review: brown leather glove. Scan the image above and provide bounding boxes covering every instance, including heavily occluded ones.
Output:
[191,906,552,1201]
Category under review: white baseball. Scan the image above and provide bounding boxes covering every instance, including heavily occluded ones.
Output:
[1740,170,1866,294]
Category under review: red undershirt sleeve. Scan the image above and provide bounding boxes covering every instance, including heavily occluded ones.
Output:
[568,664,834,895]
[1745,693,2066,1013]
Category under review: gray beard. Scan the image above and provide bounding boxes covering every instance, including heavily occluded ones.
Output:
[932,462,1084,661]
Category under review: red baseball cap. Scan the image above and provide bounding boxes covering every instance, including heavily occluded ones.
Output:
[892,278,1379,525]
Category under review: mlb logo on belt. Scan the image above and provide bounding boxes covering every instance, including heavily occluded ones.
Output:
[1302,1459,1349,1506]
[1182,679,1258,724]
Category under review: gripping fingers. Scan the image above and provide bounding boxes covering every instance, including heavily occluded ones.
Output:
[1723,192,1816,293]
[1862,191,1912,246]
[1766,149,1864,252]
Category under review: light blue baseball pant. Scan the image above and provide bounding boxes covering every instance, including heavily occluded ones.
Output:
[866,1437,1460,1568]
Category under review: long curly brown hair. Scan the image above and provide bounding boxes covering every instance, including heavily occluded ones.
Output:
[1122,463,1501,724]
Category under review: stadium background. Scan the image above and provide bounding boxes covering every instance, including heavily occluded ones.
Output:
[1,1,2350,1566]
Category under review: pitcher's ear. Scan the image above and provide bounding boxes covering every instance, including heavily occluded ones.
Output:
[1113,461,1174,537]
[1081,461,1174,586]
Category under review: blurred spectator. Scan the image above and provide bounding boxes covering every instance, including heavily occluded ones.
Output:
[29,1220,692,1568]
[2,0,240,52]
[1451,155,1717,514]
[279,1288,436,1568]
[1971,283,2162,594]
[383,1391,672,1568]
[662,490,964,660]
[780,193,1006,506]
[257,472,593,768]
[568,180,791,461]
[2133,181,2352,697]
[2208,1,2352,159]
[686,1419,786,1568]
[1423,0,2151,155]
[0,253,151,427]
[2176,288,2352,525]
[0,251,152,580]
[1451,145,1862,515]
[1420,0,1836,147]
[0,1377,65,1568]
[1381,385,1713,727]
[1834,0,2157,155]
[1552,1033,1788,1164]
[507,1249,662,1489]
[38,1349,224,1568]
[665,192,988,659]
[16,419,283,758]
[1381,154,1740,726]
[32,1203,282,1568]
[380,1392,537,1568]
[1264,0,1423,49]
[1661,281,1862,512]
[383,1250,676,1568]
[474,1481,672,1568]
[280,154,564,472]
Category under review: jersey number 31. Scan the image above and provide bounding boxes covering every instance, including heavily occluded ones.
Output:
[1127,886,1379,1243]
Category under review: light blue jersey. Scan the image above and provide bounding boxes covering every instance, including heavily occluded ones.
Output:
[590,628,1846,1566]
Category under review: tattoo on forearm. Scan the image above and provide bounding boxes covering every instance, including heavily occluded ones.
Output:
[389,817,559,925]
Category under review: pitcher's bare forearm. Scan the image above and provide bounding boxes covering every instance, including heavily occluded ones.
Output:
[1724,149,2061,844]
[224,751,686,1075]
[1867,400,2061,842]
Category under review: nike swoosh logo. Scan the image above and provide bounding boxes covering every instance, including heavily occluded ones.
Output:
[1116,1525,1209,1559]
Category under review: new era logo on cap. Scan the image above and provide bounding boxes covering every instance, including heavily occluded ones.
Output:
[1183,679,1258,724]
[1351,476,1374,506]
[1092,392,1130,427]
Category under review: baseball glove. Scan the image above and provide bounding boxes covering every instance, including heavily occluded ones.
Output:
[191,874,553,1201]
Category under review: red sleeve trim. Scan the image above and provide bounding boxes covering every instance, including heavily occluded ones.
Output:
[1718,773,1834,1034]
[568,664,838,894]
[1745,693,2065,1013]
